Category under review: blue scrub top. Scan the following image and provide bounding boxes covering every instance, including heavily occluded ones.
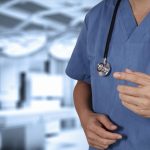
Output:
[66,0,150,149]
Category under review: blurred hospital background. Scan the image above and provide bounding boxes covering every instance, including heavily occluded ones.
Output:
[0,0,100,150]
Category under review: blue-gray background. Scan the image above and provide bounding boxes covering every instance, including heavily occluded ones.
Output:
[0,0,101,150]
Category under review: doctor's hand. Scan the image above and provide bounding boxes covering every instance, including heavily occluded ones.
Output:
[81,112,122,150]
[113,68,150,118]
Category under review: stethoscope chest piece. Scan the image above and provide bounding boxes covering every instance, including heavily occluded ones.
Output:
[97,58,111,77]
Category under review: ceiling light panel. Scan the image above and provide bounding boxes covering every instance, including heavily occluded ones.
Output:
[0,0,10,5]
[44,13,72,25]
[23,23,54,31]
[0,13,22,28]
[11,1,49,14]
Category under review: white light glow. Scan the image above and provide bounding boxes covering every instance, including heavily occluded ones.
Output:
[30,73,63,97]
[0,34,47,57]
[50,35,76,61]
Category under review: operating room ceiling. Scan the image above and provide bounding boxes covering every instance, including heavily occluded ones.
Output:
[0,0,101,37]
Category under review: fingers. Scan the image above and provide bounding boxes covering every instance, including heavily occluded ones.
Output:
[97,115,117,130]
[119,93,140,106]
[88,132,116,149]
[125,69,150,80]
[119,93,150,117]
[119,93,149,108]
[92,122,122,140]
[113,68,150,87]
[123,101,150,118]
[113,71,150,86]
[117,85,142,97]
[89,140,105,150]
[114,69,150,118]
[122,101,141,115]
[84,113,122,149]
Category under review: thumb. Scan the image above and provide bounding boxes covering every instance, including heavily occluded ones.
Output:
[97,115,117,130]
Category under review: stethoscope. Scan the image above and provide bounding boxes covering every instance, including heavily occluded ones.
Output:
[97,0,121,77]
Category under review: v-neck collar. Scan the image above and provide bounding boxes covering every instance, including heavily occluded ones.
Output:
[119,0,150,42]
[119,0,136,39]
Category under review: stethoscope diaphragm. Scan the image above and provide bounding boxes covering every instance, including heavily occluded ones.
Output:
[97,58,111,77]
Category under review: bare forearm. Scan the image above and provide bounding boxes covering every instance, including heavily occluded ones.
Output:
[73,81,93,125]
[73,81,122,149]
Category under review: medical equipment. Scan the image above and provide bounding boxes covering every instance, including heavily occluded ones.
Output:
[97,0,121,76]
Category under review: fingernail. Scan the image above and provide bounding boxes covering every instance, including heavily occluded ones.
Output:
[118,135,122,139]
[111,125,117,130]
[113,72,121,78]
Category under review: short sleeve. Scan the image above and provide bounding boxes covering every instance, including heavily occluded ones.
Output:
[65,16,91,84]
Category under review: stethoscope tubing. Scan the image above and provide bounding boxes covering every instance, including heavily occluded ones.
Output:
[97,0,122,77]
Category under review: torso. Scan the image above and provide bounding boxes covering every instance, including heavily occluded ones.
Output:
[87,0,150,149]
